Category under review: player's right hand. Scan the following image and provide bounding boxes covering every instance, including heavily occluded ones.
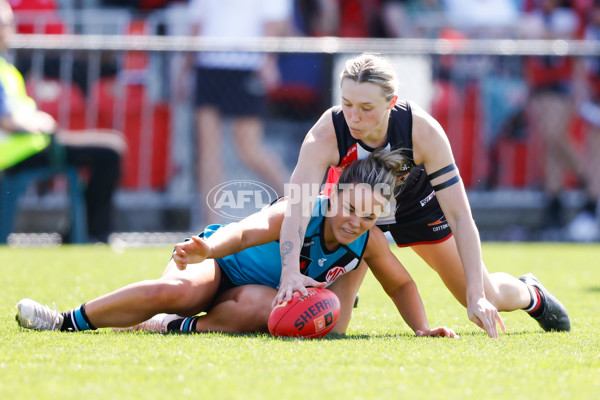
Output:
[273,269,326,307]
[467,297,506,339]
[172,236,209,270]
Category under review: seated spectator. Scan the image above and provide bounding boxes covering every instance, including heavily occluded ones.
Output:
[0,0,125,243]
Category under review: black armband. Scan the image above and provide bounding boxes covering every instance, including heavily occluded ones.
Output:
[432,175,461,192]
[428,163,457,180]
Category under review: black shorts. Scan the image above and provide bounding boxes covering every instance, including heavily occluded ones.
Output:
[378,209,453,247]
[214,261,239,300]
[194,67,266,117]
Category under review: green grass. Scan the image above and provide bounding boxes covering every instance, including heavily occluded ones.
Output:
[1,243,599,399]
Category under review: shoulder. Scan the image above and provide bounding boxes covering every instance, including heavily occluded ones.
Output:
[307,107,337,142]
[363,226,389,257]
[300,108,339,165]
[409,101,451,165]
[410,101,443,133]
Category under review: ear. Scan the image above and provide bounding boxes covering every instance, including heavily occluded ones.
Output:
[387,95,398,109]
[328,185,338,210]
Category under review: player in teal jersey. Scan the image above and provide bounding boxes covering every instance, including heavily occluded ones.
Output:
[16,149,456,338]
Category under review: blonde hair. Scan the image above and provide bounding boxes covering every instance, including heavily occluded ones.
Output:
[340,53,398,101]
[337,148,409,202]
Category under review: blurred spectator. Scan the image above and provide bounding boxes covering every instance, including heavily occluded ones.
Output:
[444,0,520,38]
[0,0,125,242]
[180,0,292,226]
[99,1,182,10]
[338,0,385,37]
[10,0,117,94]
[293,0,339,36]
[519,0,586,233]
[380,0,412,38]
[566,0,600,240]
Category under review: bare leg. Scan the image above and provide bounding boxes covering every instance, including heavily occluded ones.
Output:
[85,259,221,328]
[582,125,600,201]
[326,260,368,334]
[232,117,289,195]
[411,237,531,311]
[57,129,127,155]
[195,284,277,333]
[196,106,223,225]
[528,93,577,195]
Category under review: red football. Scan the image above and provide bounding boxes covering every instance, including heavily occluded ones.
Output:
[268,288,341,339]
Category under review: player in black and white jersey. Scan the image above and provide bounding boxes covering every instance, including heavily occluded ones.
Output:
[276,53,570,338]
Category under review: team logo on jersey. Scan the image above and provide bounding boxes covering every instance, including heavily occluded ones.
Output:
[318,257,327,267]
[206,180,278,220]
[324,259,359,283]
[325,267,346,283]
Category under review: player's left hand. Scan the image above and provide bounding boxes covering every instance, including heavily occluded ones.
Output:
[415,326,459,338]
[172,236,209,270]
[468,297,506,339]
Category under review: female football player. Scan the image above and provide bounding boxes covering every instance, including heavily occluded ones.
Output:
[16,149,456,338]
[275,53,570,338]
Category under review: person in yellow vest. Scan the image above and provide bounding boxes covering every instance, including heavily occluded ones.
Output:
[0,0,125,242]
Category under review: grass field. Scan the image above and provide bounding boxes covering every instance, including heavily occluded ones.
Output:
[1,242,599,399]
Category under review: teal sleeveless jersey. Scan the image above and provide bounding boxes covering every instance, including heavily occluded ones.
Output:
[201,197,370,289]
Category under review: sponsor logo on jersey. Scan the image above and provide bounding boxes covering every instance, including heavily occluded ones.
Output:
[419,190,436,207]
[318,257,327,267]
[299,255,312,273]
[338,143,358,169]
[427,218,449,232]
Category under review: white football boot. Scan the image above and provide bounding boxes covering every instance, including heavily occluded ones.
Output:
[112,313,179,334]
[16,298,64,331]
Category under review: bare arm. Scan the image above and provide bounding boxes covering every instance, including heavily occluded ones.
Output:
[411,102,504,338]
[172,200,287,269]
[275,111,339,304]
[363,228,456,337]
[0,109,57,134]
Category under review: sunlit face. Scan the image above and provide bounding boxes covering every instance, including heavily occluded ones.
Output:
[324,184,387,248]
[340,79,396,144]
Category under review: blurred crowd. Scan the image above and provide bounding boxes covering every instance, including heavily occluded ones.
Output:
[3,0,600,242]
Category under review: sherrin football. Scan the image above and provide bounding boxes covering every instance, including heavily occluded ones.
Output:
[268,287,341,338]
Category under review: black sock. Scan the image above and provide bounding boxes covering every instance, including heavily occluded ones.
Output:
[523,286,545,318]
[60,303,97,332]
[166,317,200,333]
